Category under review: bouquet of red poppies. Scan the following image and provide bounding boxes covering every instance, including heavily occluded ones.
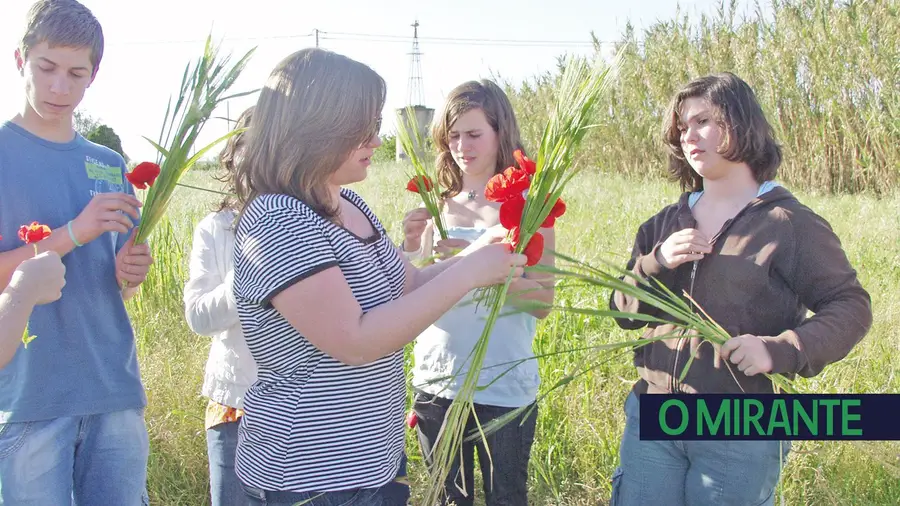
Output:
[421,54,621,505]
[486,149,567,266]
[128,36,255,247]
[396,107,448,241]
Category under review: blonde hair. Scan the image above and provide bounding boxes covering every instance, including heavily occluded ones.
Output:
[431,79,524,198]
[20,0,104,75]
[234,48,386,220]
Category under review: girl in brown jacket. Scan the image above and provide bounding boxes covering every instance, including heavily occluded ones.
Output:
[608,72,872,506]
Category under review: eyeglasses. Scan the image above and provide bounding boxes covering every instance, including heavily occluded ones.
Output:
[372,116,382,137]
[359,116,382,147]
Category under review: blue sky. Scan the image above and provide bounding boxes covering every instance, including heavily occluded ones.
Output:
[0,0,759,162]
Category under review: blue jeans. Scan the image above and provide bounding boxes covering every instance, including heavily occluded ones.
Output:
[208,420,252,506]
[610,392,791,506]
[0,408,150,506]
[413,390,537,506]
[240,454,409,506]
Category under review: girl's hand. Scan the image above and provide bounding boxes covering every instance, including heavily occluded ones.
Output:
[657,228,713,269]
[401,208,431,252]
[470,224,510,248]
[9,251,66,305]
[458,244,527,288]
[720,335,774,377]
[433,238,471,260]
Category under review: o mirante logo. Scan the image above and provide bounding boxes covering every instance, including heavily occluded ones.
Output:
[639,394,900,441]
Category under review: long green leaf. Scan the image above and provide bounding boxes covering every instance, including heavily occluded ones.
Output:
[181,129,244,172]
[142,136,170,158]
[126,34,256,251]
[396,106,448,240]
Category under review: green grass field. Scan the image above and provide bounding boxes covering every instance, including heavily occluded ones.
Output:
[130,162,900,505]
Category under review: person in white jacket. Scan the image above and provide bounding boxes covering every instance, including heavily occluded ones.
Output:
[183,107,257,506]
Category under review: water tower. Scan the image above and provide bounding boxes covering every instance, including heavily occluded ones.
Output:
[396,20,435,161]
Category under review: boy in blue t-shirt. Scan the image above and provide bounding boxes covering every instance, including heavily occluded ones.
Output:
[0,1,154,504]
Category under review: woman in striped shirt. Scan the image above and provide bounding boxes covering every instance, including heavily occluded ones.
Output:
[230,48,528,506]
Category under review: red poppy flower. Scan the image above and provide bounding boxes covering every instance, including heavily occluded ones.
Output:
[18,222,51,244]
[484,167,530,203]
[126,162,161,189]
[540,197,567,228]
[406,175,434,193]
[510,227,544,266]
[499,194,526,230]
[513,149,536,175]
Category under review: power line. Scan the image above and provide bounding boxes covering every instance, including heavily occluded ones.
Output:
[324,30,604,47]
[114,29,626,48]
[321,35,602,48]
[117,32,315,46]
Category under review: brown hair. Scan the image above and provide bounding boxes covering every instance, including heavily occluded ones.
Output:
[233,48,385,220]
[662,72,782,191]
[20,0,104,75]
[431,79,524,198]
[215,106,253,213]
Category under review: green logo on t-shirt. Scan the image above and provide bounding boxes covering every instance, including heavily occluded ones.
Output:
[85,160,123,185]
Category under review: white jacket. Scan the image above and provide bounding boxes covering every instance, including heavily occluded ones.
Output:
[183,210,257,409]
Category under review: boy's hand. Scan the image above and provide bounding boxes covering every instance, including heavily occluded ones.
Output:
[115,234,153,287]
[8,251,66,305]
[70,192,142,246]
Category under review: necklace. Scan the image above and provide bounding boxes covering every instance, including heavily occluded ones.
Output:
[467,190,477,201]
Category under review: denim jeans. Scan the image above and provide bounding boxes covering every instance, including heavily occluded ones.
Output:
[610,392,791,506]
[240,453,409,506]
[208,420,252,506]
[413,390,537,506]
[0,408,150,506]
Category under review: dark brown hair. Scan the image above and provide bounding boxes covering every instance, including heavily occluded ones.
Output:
[662,72,782,191]
[20,0,104,75]
[215,106,253,213]
[431,79,524,198]
[233,48,386,220]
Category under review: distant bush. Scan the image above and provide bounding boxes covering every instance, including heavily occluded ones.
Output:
[86,124,127,160]
[373,134,397,165]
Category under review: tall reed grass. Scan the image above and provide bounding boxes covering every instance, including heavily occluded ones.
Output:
[502,0,899,194]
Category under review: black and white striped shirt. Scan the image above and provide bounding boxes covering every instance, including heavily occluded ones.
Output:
[233,189,407,492]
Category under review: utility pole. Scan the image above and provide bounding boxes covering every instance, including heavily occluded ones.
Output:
[406,20,425,107]
[396,19,434,162]
[315,29,319,48]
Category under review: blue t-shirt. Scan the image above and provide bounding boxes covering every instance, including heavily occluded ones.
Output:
[0,121,146,423]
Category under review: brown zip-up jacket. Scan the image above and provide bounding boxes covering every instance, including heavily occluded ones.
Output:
[611,186,872,394]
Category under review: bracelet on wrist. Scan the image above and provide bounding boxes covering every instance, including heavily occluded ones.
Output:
[67,221,83,247]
